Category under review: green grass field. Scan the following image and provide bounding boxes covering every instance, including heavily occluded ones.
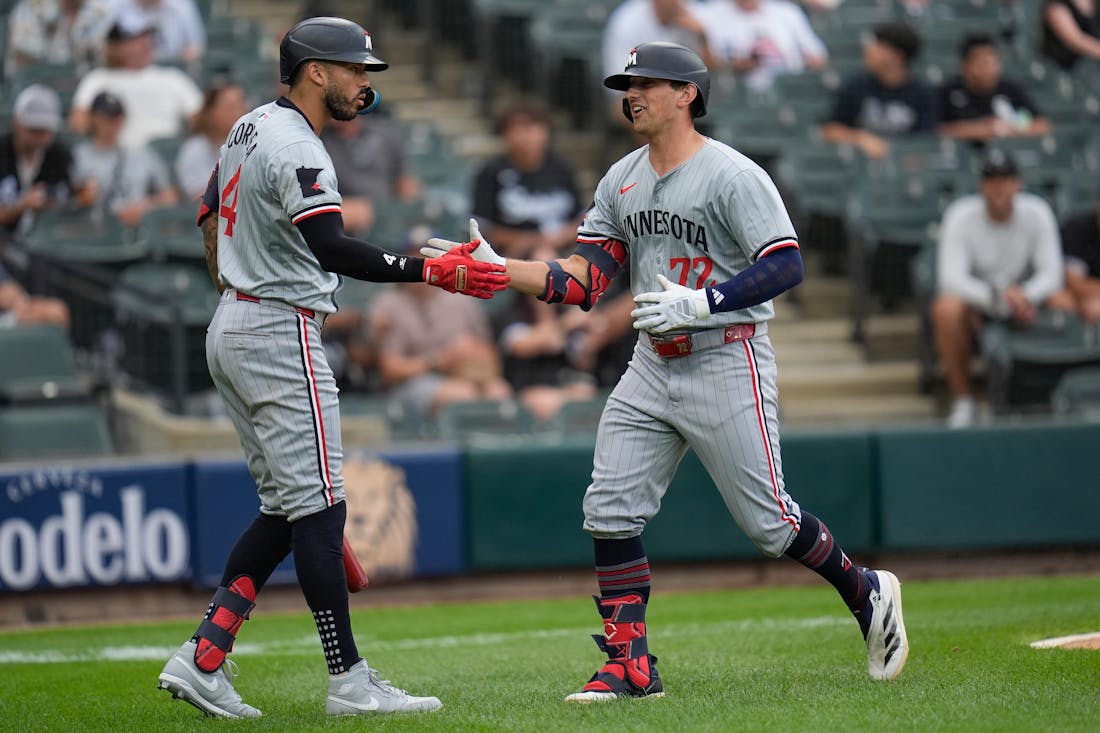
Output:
[1,575,1098,732]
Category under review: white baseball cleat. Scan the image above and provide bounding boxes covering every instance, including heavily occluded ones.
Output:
[326,660,442,715]
[863,570,909,680]
[157,640,261,718]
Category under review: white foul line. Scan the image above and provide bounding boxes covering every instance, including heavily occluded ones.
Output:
[0,615,848,665]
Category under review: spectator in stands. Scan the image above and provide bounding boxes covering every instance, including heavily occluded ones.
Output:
[939,32,1051,145]
[0,264,70,330]
[73,92,178,227]
[603,0,712,120]
[320,111,421,235]
[175,81,247,200]
[5,0,116,75]
[821,21,936,160]
[69,9,203,148]
[932,149,1074,428]
[701,0,827,92]
[0,85,93,237]
[1060,190,1100,322]
[472,99,584,259]
[123,0,207,63]
[369,239,512,418]
[1040,0,1100,70]
[497,290,598,421]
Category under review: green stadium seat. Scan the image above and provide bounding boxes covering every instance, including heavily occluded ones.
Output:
[0,403,113,459]
[548,395,608,435]
[1051,366,1100,418]
[139,205,204,263]
[113,262,220,405]
[27,210,147,266]
[983,312,1100,413]
[776,138,864,220]
[0,325,89,404]
[114,261,219,326]
[436,399,536,442]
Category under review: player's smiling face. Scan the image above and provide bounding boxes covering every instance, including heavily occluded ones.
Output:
[322,61,373,121]
[625,77,688,135]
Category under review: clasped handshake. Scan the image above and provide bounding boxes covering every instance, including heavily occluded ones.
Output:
[422,219,710,334]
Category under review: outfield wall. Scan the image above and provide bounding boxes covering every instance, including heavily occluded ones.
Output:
[1,421,1098,593]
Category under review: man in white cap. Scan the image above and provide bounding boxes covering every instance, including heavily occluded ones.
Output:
[0,84,93,236]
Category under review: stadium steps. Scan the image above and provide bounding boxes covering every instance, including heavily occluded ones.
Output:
[218,3,936,429]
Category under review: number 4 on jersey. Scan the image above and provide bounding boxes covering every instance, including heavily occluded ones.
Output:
[220,164,242,237]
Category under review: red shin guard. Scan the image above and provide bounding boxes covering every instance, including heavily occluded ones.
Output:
[582,594,656,693]
[194,576,256,672]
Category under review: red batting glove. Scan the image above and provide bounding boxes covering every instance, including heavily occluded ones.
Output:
[423,242,510,299]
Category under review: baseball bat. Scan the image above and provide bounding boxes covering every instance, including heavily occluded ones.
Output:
[342,534,370,592]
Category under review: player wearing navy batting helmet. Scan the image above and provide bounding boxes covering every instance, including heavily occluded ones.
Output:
[156,16,507,720]
[426,40,909,702]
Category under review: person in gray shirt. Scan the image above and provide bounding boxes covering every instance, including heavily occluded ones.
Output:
[932,149,1075,428]
[73,91,177,227]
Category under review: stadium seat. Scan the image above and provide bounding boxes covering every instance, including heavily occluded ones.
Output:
[983,311,1100,413]
[776,137,864,220]
[27,210,147,266]
[0,325,89,404]
[846,173,945,341]
[0,403,113,459]
[548,395,608,436]
[436,399,536,442]
[140,205,205,263]
[113,262,220,406]
[1051,366,1100,419]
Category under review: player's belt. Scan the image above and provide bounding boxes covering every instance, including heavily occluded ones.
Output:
[647,323,761,359]
[229,289,317,320]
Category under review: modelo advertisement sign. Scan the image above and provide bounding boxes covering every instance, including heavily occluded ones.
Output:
[0,464,191,592]
[191,447,466,587]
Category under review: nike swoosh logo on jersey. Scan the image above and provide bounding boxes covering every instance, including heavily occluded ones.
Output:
[329,693,380,711]
[620,182,638,195]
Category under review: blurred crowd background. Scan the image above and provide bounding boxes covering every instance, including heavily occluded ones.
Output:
[2,0,1100,459]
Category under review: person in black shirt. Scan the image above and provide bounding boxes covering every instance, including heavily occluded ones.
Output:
[1061,193,1100,322]
[821,21,937,160]
[472,98,583,259]
[939,32,1051,145]
[1040,0,1100,70]
[0,85,91,237]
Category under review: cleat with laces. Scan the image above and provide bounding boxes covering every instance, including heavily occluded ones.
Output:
[157,640,261,718]
[326,660,442,715]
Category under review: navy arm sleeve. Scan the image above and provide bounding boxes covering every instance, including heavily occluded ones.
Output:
[196,163,219,226]
[705,246,804,313]
[296,211,424,283]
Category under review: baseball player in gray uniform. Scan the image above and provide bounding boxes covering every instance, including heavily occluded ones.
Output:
[156,17,507,719]
[426,42,908,702]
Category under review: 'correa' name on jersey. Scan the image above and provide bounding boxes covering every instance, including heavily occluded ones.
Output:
[621,209,708,252]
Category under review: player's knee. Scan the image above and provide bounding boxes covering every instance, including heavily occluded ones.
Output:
[291,501,346,548]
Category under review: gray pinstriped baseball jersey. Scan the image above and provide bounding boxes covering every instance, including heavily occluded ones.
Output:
[215,99,343,314]
[579,137,797,327]
[205,96,346,521]
[578,136,801,556]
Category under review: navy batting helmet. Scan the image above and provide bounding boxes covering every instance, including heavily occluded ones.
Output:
[279,17,388,85]
[604,41,710,121]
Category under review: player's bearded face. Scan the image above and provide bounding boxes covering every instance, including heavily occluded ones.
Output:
[323,81,365,121]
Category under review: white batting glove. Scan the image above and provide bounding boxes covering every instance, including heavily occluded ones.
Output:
[630,274,711,334]
[422,218,506,266]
